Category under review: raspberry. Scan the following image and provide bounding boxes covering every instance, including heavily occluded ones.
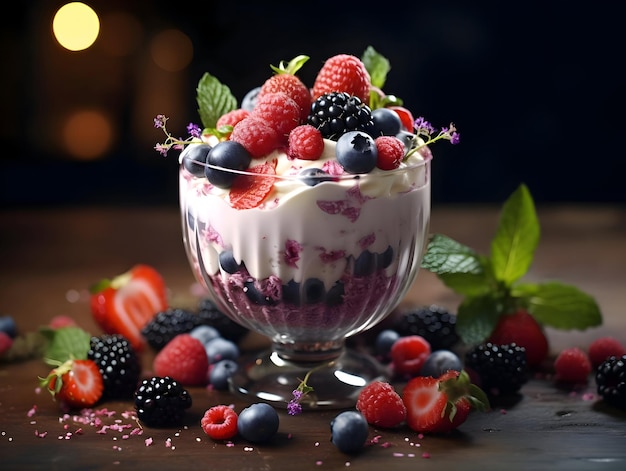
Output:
[374,136,405,170]
[252,92,301,138]
[554,347,592,384]
[356,381,406,428]
[390,335,431,377]
[201,405,239,440]
[153,333,209,386]
[287,125,324,160]
[230,117,281,158]
[312,54,371,103]
[216,109,250,130]
[588,336,626,367]
[258,73,311,121]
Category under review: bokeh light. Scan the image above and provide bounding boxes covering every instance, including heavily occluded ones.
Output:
[150,29,193,72]
[62,110,113,160]
[52,2,100,51]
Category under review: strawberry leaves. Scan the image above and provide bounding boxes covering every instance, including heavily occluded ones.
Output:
[422,183,602,344]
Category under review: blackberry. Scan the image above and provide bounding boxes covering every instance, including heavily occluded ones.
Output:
[394,305,460,350]
[307,92,375,140]
[596,355,626,410]
[197,298,248,342]
[134,376,192,427]
[88,334,141,400]
[141,308,204,351]
[465,343,528,395]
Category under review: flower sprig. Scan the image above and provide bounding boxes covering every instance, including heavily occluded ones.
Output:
[153,114,202,156]
[406,117,460,159]
[287,360,339,415]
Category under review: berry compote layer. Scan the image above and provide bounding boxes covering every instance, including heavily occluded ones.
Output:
[180,141,430,349]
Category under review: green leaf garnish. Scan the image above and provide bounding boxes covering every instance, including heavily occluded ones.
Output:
[270,55,309,75]
[196,72,237,129]
[422,183,603,343]
[40,326,91,365]
[362,45,390,90]
[491,183,539,285]
[512,281,602,329]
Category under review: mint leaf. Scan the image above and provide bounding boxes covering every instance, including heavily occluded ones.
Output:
[491,184,539,286]
[196,72,237,129]
[439,270,494,297]
[421,234,484,275]
[40,327,91,364]
[512,281,602,330]
[456,294,503,344]
[361,46,390,89]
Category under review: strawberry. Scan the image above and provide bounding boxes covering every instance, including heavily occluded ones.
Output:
[257,55,312,122]
[153,333,209,386]
[402,370,489,434]
[41,359,104,409]
[488,309,549,368]
[228,160,277,209]
[388,105,415,132]
[90,264,168,352]
[312,54,371,103]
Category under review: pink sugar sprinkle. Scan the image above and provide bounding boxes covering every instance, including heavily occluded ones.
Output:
[316,461,323,466]
[165,438,172,448]
[500,408,507,414]
[393,453,404,457]
[381,442,393,448]
[130,428,142,436]
[422,452,430,459]
[226,442,235,447]
[122,435,130,440]
[582,392,596,401]
[35,430,48,438]
[417,434,424,439]
[27,405,37,417]
[145,437,153,446]
[75,428,83,435]
[96,426,109,434]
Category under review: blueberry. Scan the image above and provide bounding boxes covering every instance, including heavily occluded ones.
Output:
[241,86,261,111]
[302,278,325,304]
[282,280,301,305]
[219,250,244,274]
[205,141,252,188]
[336,131,377,174]
[377,245,394,269]
[209,359,238,390]
[237,403,279,443]
[189,325,221,346]
[244,280,274,305]
[0,315,17,338]
[182,144,211,177]
[375,329,400,359]
[371,108,402,137]
[299,167,333,186]
[397,130,416,152]
[420,349,463,377]
[325,281,344,306]
[330,411,369,454]
[354,250,376,277]
[205,337,239,363]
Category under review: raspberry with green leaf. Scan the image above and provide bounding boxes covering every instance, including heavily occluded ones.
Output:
[421,184,602,367]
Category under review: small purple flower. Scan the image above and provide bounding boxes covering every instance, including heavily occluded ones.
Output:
[154,114,167,129]
[187,122,202,138]
[288,389,304,416]
[154,143,169,156]
[450,131,460,145]
[414,116,436,136]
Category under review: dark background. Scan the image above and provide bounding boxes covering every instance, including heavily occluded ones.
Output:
[1,0,624,208]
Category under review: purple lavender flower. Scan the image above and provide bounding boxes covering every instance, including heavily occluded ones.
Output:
[187,122,202,138]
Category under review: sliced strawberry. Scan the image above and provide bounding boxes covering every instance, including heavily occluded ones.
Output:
[389,106,415,132]
[42,359,104,409]
[90,264,168,351]
[402,370,489,434]
[228,160,277,210]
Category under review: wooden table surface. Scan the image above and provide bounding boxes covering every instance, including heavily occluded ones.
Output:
[1,205,625,470]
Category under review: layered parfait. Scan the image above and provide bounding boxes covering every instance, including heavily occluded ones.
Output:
[156,48,459,354]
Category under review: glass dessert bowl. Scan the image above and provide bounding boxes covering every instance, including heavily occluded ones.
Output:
[179,148,431,409]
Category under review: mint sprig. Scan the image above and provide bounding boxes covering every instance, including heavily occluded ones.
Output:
[361,46,402,110]
[196,72,237,130]
[421,183,602,344]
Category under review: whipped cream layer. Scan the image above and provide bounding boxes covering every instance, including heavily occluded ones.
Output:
[179,143,430,343]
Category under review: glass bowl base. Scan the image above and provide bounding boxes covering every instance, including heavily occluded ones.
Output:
[228,347,389,410]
